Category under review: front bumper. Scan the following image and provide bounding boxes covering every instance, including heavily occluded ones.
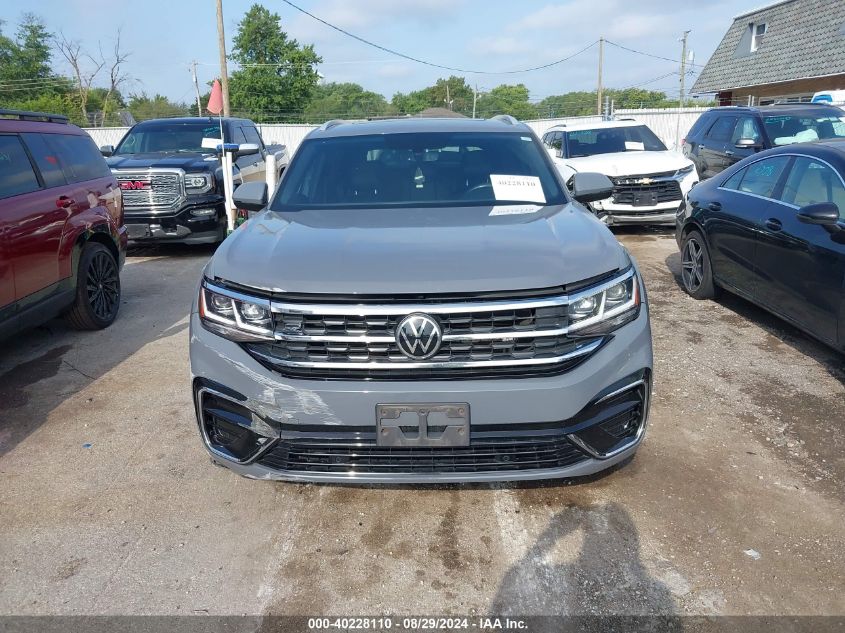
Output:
[125,196,227,244]
[592,172,698,226]
[188,302,654,483]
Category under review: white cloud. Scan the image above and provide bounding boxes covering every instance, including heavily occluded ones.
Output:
[470,36,532,56]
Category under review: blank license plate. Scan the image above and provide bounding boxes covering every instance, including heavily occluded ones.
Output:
[633,192,658,207]
[376,403,470,448]
[126,224,151,239]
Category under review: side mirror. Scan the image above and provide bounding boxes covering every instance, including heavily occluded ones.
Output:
[797,202,840,226]
[100,145,114,157]
[571,172,614,204]
[735,138,761,149]
[232,181,268,212]
[236,143,260,158]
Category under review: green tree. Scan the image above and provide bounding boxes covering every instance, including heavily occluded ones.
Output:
[127,93,188,121]
[304,82,394,122]
[392,76,474,115]
[534,91,596,118]
[228,4,322,122]
[0,14,61,101]
[475,84,537,120]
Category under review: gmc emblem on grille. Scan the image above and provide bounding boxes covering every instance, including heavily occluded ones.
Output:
[120,180,151,190]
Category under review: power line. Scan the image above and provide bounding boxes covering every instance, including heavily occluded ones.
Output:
[604,39,704,68]
[279,0,598,75]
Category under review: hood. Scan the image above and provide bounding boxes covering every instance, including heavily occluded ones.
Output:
[562,151,691,177]
[205,204,629,295]
[106,152,218,172]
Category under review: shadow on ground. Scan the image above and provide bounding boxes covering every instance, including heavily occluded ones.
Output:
[0,243,215,458]
[490,501,679,625]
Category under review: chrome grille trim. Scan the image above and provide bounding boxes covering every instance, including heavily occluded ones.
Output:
[113,168,186,212]
[248,338,603,370]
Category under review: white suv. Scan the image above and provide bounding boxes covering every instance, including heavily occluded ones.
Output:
[542,120,697,226]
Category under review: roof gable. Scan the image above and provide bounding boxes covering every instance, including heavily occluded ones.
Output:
[692,0,845,94]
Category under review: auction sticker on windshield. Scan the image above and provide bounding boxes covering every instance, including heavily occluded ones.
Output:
[490,174,546,204]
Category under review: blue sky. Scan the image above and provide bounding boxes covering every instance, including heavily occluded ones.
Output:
[1,0,768,105]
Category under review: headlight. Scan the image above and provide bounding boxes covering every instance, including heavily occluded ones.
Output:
[185,173,213,193]
[675,164,695,178]
[567,270,640,334]
[199,281,274,341]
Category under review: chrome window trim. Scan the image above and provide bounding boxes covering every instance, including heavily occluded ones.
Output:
[716,152,845,210]
[248,338,603,370]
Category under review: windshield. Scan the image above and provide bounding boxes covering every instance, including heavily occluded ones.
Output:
[272,131,566,210]
[763,114,845,146]
[115,122,222,154]
[564,125,666,158]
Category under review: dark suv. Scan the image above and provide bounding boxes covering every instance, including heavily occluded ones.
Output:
[0,109,127,339]
[683,103,845,179]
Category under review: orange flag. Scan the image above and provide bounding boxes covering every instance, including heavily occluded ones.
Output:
[207,79,223,115]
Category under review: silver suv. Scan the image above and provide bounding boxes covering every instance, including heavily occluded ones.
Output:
[189,116,653,483]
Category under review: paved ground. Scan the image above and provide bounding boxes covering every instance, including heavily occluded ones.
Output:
[1,231,843,617]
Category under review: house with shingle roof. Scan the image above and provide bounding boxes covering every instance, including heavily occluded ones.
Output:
[692,0,845,106]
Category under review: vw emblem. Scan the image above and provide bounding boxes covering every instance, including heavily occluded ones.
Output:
[395,313,442,360]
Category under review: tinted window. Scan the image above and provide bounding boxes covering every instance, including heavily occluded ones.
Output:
[737,156,791,198]
[115,121,222,154]
[781,157,845,217]
[564,125,666,158]
[721,167,746,191]
[273,131,566,210]
[242,126,263,148]
[763,114,845,146]
[705,116,738,143]
[20,133,67,188]
[0,134,40,199]
[731,116,762,143]
[45,133,111,183]
[687,112,715,139]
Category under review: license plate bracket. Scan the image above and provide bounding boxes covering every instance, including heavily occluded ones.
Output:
[632,191,658,207]
[376,403,470,447]
[126,223,151,239]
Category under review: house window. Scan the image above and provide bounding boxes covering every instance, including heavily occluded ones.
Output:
[751,22,767,52]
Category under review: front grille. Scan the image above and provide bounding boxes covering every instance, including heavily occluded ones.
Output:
[235,277,630,379]
[115,170,185,211]
[611,173,682,206]
[257,436,588,474]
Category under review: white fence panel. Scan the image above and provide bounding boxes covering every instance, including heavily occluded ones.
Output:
[83,108,707,157]
[523,116,603,138]
[615,107,708,150]
[256,124,316,154]
[84,127,129,147]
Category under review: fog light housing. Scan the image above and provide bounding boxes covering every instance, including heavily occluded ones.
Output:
[191,207,217,217]
[198,389,273,462]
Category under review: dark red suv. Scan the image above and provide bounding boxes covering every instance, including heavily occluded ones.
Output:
[0,109,127,339]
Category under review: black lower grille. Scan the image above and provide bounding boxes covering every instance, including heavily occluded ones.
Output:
[257,437,588,474]
[612,181,682,206]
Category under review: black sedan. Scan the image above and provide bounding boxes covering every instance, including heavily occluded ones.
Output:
[676,140,845,353]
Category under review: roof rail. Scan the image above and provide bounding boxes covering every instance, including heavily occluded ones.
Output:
[490,114,519,125]
[0,109,69,123]
[319,119,345,131]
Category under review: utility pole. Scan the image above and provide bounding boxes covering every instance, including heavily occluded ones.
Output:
[596,36,604,117]
[472,84,478,119]
[604,95,610,120]
[676,30,691,151]
[445,84,452,111]
[216,0,231,117]
[679,30,690,109]
[191,60,202,117]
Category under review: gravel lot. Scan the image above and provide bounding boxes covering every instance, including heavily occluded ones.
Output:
[1,229,843,617]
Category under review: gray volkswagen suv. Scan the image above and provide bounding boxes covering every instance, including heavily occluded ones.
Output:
[189,116,653,483]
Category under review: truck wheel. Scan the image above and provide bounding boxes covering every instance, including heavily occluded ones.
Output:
[66,242,121,330]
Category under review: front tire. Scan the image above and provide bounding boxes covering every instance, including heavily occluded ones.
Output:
[66,242,121,330]
[680,230,717,299]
